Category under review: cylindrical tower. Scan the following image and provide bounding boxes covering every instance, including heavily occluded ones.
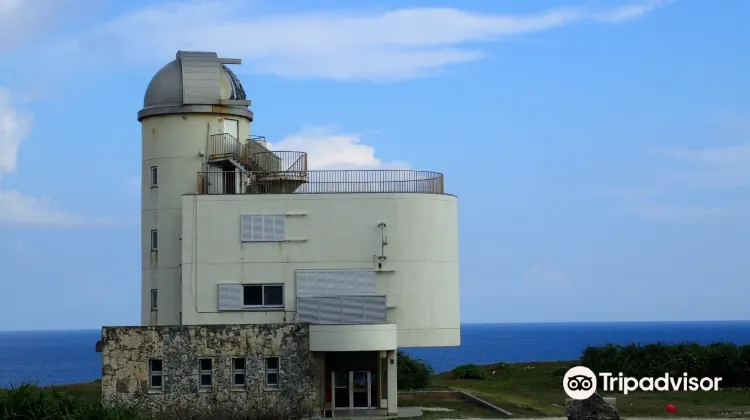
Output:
[138,51,253,326]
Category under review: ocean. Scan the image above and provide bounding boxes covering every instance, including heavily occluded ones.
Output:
[1,321,749,388]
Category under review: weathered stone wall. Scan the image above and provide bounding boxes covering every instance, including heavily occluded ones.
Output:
[101,324,322,418]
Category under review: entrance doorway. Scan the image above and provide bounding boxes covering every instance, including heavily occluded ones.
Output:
[331,371,372,409]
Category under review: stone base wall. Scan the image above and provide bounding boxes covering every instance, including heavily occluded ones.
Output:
[101,324,322,418]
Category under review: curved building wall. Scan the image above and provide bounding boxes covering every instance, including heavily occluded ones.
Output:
[180,193,460,348]
[141,113,251,326]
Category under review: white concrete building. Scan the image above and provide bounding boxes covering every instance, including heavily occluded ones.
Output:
[126,50,459,416]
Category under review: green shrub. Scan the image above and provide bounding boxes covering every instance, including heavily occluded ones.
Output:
[397,350,435,390]
[0,383,316,419]
[0,384,150,420]
[452,364,486,380]
[580,342,750,387]
[550,367,568,377]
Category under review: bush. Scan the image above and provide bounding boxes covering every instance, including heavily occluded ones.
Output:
[397,350,434,389]
[0,383,317,420]
[580,342,750,387]
[0,384,149,420]
[550,367,568,377]
[452,364,486,380]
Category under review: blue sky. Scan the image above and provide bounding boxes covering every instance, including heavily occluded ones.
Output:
[0,0,748,331]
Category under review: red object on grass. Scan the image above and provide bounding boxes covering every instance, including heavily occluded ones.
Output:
[666,404,677,413]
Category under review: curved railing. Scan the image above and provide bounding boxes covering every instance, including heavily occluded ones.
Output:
[196,170,445,195]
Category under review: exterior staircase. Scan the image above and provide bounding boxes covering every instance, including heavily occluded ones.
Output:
[206,133,308,194]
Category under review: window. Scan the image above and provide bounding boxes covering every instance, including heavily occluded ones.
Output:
[217,284,285,311]
[199,358,212,389]
[150,289,158,311]
[150,230,158,251]
[243,284,283,308]
[265,357,280,389]
[149,359,163,390]
[150,166,158,187]
[240,214,286,242]
[232,358,246,388]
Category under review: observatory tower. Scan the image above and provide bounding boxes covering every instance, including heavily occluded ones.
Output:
[138,51,253,326]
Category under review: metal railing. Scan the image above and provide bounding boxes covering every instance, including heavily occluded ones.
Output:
[196,169,445,195]
[206,133,307,173]
[207,132,243,161]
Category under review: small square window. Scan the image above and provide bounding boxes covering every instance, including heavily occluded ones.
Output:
[151,375,162,388]
[199,358,212,389]
[150,230,158,251]
[265,357,280,389]
[150,166,158,187]
[266,372,278,386]
[233,373,246,386]
[200,373,212,387]
[243,285,262,306]
[263,286,283,307]
[150,289,158,311]
[265,357,279,370]
[149,359,163,390]
[242,284,283,308]
[232,358,246,388]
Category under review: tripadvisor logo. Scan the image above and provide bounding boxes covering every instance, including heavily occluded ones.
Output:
[563,366,722,400]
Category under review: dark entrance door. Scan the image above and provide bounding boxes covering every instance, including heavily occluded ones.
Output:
[333,372,349,408]
[352,371,370,408]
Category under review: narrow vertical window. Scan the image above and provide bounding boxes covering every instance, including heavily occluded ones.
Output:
[265,357,280,389]
[199,358,213,390]
[149,359,163,390]
[150,289,158,311]
[232,358,246,388]
[150,166,158,187]
[151,229,158,251]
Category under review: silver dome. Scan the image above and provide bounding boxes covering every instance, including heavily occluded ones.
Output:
[143,60,184,108]
[138,51,252,121]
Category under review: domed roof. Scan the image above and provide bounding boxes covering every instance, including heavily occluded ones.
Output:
[139,51,252,121]
[143,60,184,107]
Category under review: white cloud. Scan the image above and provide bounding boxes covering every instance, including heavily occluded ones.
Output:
[267,126,410,170]
[609,131,750,222]
[0,190,117,226]
[593,0,672,23]
[0,0,74,53]
[0,88,30,176]
[261,127,443,194]
[0,87,128,227]
[37,0,670,81]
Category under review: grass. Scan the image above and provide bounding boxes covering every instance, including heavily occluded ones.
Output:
[49,378,102,402]
[432,361,750,417]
